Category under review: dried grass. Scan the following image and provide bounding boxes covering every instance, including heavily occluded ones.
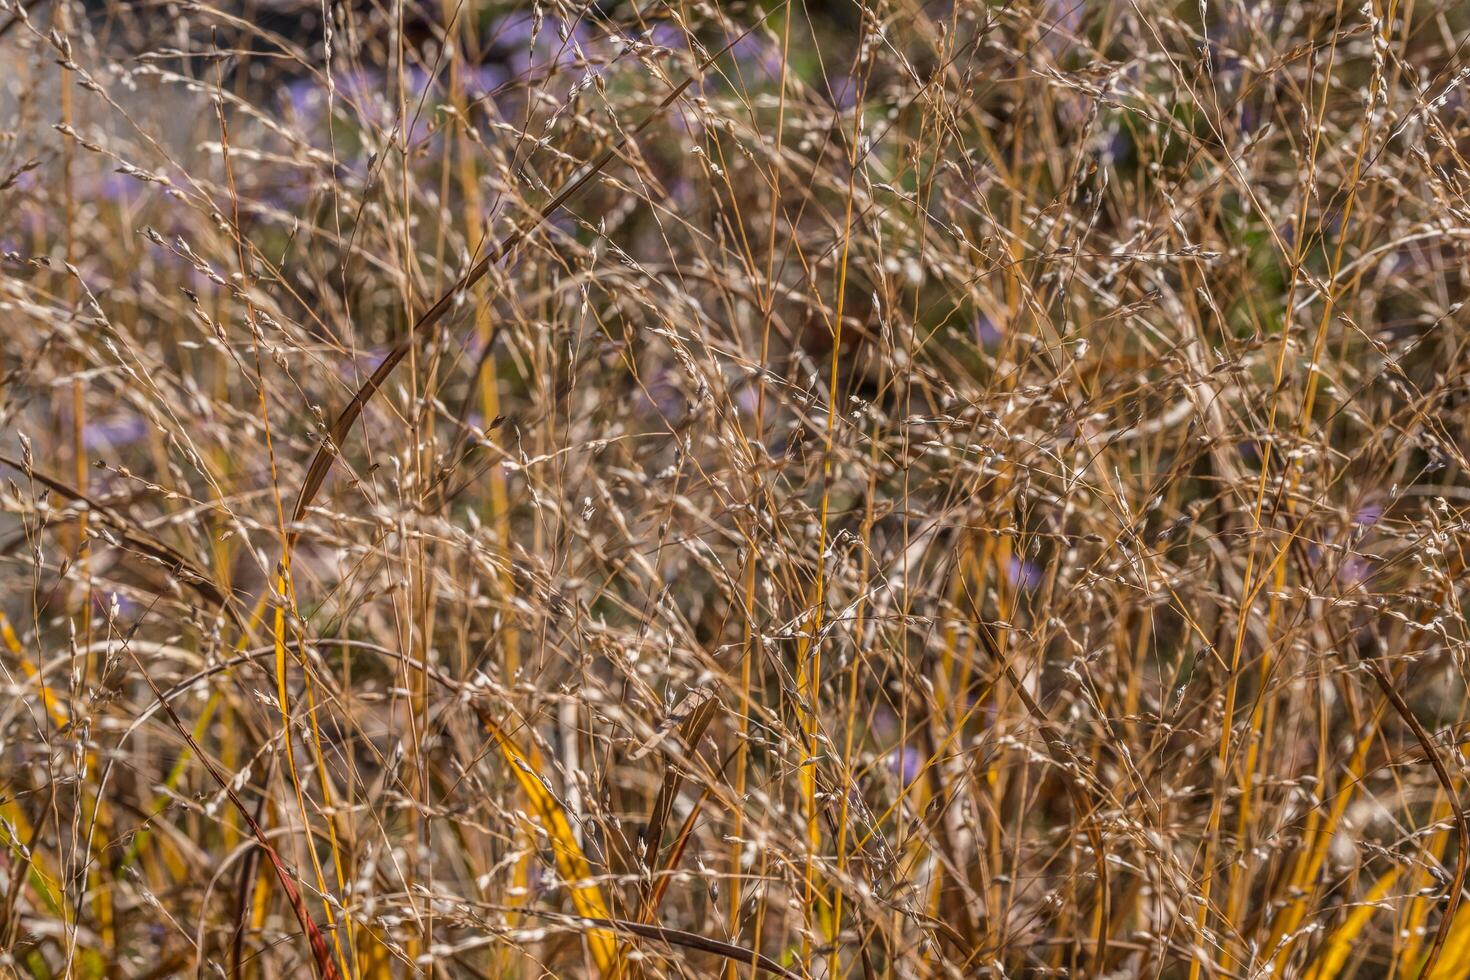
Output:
[2,0,1470,976]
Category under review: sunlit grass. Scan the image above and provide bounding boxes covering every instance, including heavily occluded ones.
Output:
[3,0,1470,976]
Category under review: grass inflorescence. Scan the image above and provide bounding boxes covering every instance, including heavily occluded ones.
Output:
[3,0,1470,976]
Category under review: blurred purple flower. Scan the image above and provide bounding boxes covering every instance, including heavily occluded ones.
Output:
[1007,557,1043,591]
[97,171,142,205]
[666,177,697,207]
[972,314,1003,348]
[281,72,372,126]
[1038,0,1083,55]
[827,73,859,110]
[10,167,39,193]
[734,383,760,417]
[527,857,544,898]
[671,111,705,141]
[642,367,685,421]
[406,65,436,97]
[1238,101,1264,135]
[1211,52,1244,94]
[728,29,783,78]
[20,207,46,239]
[1352,504,1383,528]
[338,346,392,381]
[280,76,326,119]
[488,12,593,77]
[338,68,387,104]
[261,169,317,210]
[1104,130,1131,166]
[461,330,490,361]
[93,589,140,620]
[284,69,436,144]
[461,62,511,100]
[1339,555,1372,587]
[489,10,538,48]
[84,413,149,451]
[1056,90,1089,127]
[646,23,688,52]
[888,745,923,786]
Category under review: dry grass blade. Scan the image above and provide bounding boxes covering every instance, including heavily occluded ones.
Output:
[118,627,341,980]
[0,452,244,631]
[478,709,620,974]
[6,0,1470,975]
[523,909,804,980]
[1305,867,1401,980]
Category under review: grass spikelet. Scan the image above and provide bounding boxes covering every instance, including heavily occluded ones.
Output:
[4,0,1470,975]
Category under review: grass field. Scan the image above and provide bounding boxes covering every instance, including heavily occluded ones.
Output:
[3,0,1470,976]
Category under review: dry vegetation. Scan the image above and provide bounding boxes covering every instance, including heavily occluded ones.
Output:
[3,0,1470,975]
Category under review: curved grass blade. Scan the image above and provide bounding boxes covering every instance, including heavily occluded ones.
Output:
[0,452,245,633]
[477,711,619,975]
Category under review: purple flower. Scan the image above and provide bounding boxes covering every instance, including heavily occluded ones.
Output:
[282,71,379,126]
[734,382,760,417]
[337,346,392,381]
[97,171,142,205]
[1100,129,1130,167]
[93,589,140,621]
[460,62,511,100]
[286,69,436,144]
[527,858,544,898]
[1352,504,1383,528]
[280,76,326,120]
[1237,100,1264,135]
[337,68,387,104]
[826,73,859,110]
[642,367,685,421]
[971,313,1003,348]
[84,413,149,451]
[488,10,538,48]
[487,12,593,77]
[645,23,688,53]
[1211,52,1244,93]
[6,166,40,197]
[1339,555,1372,587]
[1038,0,1084,55]
[727,29,783,78]
[666,177,697,207]
[4,202,46,246]
[670,110,705,141]
[888,745,923,786]
[1007,557,1043,591]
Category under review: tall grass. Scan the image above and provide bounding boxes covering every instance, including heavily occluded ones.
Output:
[2,0,1470,976]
